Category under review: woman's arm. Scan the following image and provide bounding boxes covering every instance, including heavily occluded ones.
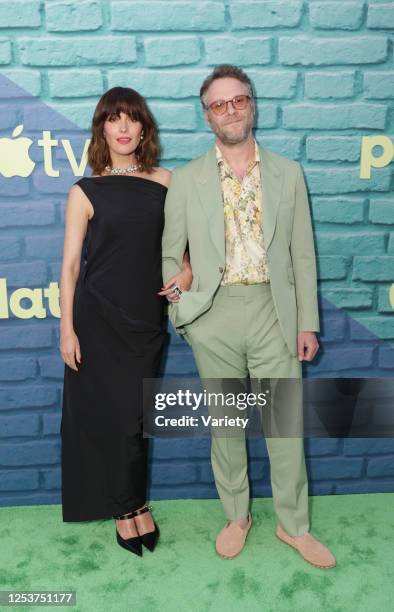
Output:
[59,184,93,371]
[158,248,193,302]
[182,249,190,268]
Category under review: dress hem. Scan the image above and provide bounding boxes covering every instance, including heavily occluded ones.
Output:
[62,498,148,523]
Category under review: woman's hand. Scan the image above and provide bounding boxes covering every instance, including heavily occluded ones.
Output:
[60,329,82,371]
[158,265,193,303]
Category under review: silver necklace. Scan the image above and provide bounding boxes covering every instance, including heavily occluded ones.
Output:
[104,163,142,175]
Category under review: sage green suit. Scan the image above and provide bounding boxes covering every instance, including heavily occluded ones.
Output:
[162,143,319,535]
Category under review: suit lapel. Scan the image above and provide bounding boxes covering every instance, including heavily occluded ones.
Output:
[194,142,284,261]
[195,144,225,263]
[259,145,283,251]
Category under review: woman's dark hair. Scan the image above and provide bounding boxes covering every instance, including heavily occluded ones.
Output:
[87,86,159,175]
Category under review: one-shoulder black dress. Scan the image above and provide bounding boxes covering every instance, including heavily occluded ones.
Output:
[61,176,167,522]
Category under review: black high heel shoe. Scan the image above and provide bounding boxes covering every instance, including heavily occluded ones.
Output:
[113,511,143,557]
[133,505,160,552]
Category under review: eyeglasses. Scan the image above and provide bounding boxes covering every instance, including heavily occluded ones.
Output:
[205,95,251,116]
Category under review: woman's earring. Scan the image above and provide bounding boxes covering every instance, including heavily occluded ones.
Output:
[140,132,144,140]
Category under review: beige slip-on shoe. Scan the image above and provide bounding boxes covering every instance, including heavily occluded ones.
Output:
[276,523,336,569]
[215,513,252,559]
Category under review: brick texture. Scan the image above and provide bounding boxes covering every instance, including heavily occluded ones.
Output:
[0,0,393,506]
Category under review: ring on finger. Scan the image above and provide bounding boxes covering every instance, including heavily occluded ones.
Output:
[171,284,182,297]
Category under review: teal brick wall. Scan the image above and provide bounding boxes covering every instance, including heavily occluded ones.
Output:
[0,0,393,507]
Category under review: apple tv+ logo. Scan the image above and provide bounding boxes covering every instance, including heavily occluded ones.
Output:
[0,124,90,178]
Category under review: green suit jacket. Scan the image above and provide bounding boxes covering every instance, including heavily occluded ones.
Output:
[161,143,319,357]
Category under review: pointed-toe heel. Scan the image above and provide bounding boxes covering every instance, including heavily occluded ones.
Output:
[116,529,143,557]
[140,521,160,552]
[113,510,143,557]
[133,505,160,552]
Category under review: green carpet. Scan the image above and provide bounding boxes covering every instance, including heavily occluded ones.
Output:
[0,494,393,612]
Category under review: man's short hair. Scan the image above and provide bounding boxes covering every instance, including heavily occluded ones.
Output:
[200,64,255,108]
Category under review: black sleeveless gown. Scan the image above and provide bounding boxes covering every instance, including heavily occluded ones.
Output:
[61,176,167,522]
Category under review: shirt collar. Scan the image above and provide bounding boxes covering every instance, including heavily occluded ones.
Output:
[216,140,260,167]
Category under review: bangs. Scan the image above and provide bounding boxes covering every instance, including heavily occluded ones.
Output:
[89,86,159,174]
[98,88,145,123]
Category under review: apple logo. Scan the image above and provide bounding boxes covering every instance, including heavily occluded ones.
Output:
[0,124,35,177]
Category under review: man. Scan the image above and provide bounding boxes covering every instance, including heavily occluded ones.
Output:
[160,64,336,568]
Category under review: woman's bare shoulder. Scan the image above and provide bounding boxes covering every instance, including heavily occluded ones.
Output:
[152,166,172,188]
[67,183,94,218]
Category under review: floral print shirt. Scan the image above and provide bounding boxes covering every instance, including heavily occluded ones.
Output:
[216,141,270,285]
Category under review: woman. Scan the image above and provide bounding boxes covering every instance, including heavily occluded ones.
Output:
[59,86,191,557]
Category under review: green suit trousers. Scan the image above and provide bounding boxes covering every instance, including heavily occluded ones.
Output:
[184,282,310,537]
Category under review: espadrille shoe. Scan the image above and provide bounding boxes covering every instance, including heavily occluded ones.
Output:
[276,523,336,569]
[215,513,252,559]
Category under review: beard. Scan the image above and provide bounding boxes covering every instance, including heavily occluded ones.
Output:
[210,112,254,145]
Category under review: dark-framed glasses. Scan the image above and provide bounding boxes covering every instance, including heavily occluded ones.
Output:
[206,94,251,116]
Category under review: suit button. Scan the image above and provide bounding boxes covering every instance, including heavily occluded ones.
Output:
[219,266,224,273]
